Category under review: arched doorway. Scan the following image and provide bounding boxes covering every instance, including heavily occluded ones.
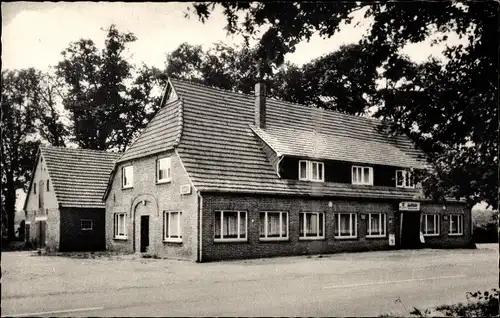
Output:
[132,196,158,253]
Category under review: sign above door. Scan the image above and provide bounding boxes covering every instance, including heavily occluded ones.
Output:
[399,201,420,211]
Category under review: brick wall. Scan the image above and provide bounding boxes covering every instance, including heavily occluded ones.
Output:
[105,150,198,261]
[59,207,106,251]
[420,203,472,248]
[200,193,472,262]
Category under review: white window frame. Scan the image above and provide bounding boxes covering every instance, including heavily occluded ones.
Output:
[214,211,247,242]
[449,214,464,236]
[81,219,93,231]
[122,166,134,189]
[352,166,373,185]
[334,213,358,239]
[298,160,325,182]
[163,211,182,242]
[299,212,325,240]
[157,157,171,183]
[421,214,440,236]
[395,169,415,188]
[114,213,127,240]
[367,213,387,238]
[260,211,289,241]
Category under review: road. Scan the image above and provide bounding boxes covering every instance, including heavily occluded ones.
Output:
[2,244,497,317]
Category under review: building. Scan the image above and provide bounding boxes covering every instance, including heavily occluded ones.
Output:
[104,78,472,262]
[24,146,120,251]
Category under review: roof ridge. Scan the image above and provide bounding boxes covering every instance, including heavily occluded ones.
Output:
[169,77,383,125]
[41,145,122,155]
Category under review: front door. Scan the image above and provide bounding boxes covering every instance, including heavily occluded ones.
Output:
[37,221,46,248]
[140,216,149,253]
[401,212,421,248]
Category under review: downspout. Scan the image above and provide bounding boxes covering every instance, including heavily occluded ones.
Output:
[197,191,203,263]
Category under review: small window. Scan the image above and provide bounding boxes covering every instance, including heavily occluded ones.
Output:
[421,214,440,236]
[81,219,93,231]
[396,170,414,188]
[157,157,171,183]
[164,211,182,242]
[298,160,324,182]
[334,213,357,239]
[34,183,36,194]
[122,166,134,188]
[367,213,386,237]
[46,180,50,192]
[214,211,247,242]
[114,213,127,239]
[449,214,463,236]
[260,211,288,241]
[299,212,325,239]
[352,166,373,185]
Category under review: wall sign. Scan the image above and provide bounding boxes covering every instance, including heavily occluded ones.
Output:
[389,234,395,246]
[399,201,420,211]
[180,184,191,195]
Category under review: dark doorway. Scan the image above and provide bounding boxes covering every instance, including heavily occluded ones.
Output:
[140,216,150,253]
[37,221,46,248]
[401,212,421,248]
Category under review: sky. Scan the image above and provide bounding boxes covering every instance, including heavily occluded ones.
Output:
[4,2,486,213]
[2,2,464,73]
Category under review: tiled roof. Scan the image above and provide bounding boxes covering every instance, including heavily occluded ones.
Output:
[117,99,183,163]
[170,78,429,199]
[40,146,121,208]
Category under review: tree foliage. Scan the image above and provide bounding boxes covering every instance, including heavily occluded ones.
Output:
[1,69,41,240]
[56,25,165,151]
[190,2,499,207]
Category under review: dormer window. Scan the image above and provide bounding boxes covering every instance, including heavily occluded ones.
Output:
[299,160,324,182]
[352,166,373,185]
[396,169,414,188]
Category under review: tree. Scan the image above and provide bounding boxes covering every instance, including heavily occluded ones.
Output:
[1,69,41,241]
[189,2,499,208]
[31,72,69,147]
[56,24,165,151]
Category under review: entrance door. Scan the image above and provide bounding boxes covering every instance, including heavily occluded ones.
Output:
[37,221,46,248]
[401,212,421,248]
[140,216,150,253]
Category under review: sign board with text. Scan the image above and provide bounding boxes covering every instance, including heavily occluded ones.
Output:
[399,201,420,211]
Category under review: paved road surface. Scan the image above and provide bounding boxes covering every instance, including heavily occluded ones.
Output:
[2,244,497,317]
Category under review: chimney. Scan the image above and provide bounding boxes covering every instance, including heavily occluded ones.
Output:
[254,82,266,128]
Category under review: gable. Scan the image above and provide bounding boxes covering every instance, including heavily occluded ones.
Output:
[23,151,59,212]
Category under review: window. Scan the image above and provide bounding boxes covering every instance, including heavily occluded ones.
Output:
[334,213,357,238]
[46,180,50,192]
[164,211,182,242]
[122,166,133,188]
[352,166,373,185]
[299,212,325,239]
[157,157,171,183]
[298,160,324,182]
[396,170,414,188]
[449,214,463,236]
[367,213,386,237]
[421,214,440,236]
[81,219,93,231]
[113,213,127,239]
[34,184,36,194]
[260,211,288,240]
[214,211,247,242]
